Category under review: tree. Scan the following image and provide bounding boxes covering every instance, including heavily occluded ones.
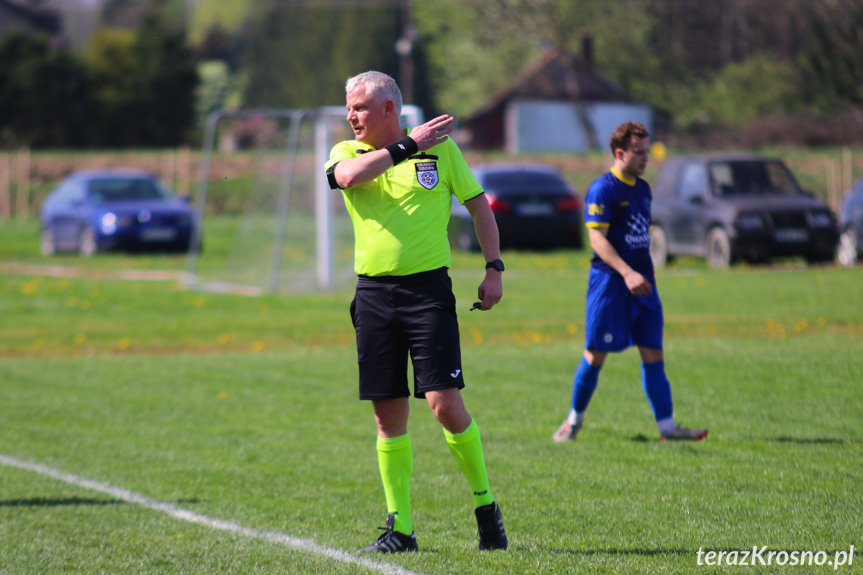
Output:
[413,0,668,118]
[691,54,799,129]
[240,1,401,109]
[83,0,198,147]
[83,28,140,147]
[130,0,199,146]
[413,0,863,139]
[799,0,863,111]
[414,0,543,117]
[196,60,237,129]
[0,32,90,147]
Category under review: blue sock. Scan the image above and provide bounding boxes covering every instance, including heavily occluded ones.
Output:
[571,357,602,413]
[642,361,674,421]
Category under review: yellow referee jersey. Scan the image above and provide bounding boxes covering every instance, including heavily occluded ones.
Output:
[326,128,483,276]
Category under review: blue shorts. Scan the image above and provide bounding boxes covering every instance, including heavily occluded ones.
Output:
[584,268,663,352]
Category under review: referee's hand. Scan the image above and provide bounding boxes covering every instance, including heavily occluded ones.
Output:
[409,115,455,151]
[476,272,503,310]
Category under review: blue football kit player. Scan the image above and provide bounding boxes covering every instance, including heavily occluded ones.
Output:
[553,122,707,442]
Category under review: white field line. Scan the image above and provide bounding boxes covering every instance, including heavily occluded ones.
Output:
[0,454,423,575]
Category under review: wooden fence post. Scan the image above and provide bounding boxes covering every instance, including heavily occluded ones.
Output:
[178,146,191,198]
[161,147,177,191]
[0,151,10,221]
[16,148,30,219]
[825,160,837,213]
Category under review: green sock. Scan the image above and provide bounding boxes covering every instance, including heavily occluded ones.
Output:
[443,419,495,508]
[376,434,413,535]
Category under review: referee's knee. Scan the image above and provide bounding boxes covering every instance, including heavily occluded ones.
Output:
[426,390,471,432]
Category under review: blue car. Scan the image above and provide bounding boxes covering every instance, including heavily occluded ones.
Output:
[40,169,197,256]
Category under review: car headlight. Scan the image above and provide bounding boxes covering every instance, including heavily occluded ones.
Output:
[810,211,834,228]
[101,212,117,234]
[735,213,765,230]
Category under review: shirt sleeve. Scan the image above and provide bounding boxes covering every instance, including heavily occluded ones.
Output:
[584,177,612,228]
[441,139,484,204]
[325,140,358,171]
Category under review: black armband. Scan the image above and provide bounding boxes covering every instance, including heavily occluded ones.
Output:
[326,162,342,190]
[385,136,418,166]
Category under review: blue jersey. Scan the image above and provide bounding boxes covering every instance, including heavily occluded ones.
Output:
[584,169,654,279]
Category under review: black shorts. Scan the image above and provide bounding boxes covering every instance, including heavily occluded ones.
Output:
[350,267,465,400]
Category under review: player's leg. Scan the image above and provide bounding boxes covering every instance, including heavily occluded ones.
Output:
[425,386,471,432]
[633,292,707,441]
[426,389,492,507]
[353,283,419,553]
[362,404,419,552]
[637,346,674,430]
[553,349,606,441]
[554,270,626,441]
[426,389,507,550]
[371,398,415,536]
[406,271,507,550]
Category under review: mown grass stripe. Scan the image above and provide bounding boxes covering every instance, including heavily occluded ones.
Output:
[0,454,424,575]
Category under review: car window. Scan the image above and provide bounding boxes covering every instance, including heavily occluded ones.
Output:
[480,171,568,194]
[677,163,707,201]
[87,178,167,204]
[709,161,802,196]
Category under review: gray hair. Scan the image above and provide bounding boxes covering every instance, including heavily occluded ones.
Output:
[345,71,403,116]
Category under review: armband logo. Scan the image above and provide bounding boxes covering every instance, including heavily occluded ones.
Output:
[416,161,439,190]
[588,203,605,216]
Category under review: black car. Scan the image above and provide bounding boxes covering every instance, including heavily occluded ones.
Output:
[450,163,583,251]
[838,177,863,266]
[649,154,839,268]
[40,169,197,256]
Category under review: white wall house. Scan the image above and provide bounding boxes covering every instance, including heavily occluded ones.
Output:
[465,40,654,154]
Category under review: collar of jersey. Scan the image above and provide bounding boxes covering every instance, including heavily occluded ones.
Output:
[356,127,412,153]
[611,167,637,186]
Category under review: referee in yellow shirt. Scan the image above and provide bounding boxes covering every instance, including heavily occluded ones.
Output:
[325,71,507,553]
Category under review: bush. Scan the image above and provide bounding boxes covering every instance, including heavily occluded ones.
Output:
[676,55,800,131]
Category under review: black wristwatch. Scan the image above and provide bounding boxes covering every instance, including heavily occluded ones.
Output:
[485,259,505,272]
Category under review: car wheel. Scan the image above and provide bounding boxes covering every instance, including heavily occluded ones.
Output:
[79,227,98,257]
[649,225,670,268]
[458,221,480,252]
[837,227,858,267]
[706,227,732,268]
[40,227,56,256]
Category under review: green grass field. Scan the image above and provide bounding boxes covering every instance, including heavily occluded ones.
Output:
[1,219,862,574]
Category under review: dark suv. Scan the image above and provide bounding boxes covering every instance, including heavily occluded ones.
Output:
[650,154,839,268]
